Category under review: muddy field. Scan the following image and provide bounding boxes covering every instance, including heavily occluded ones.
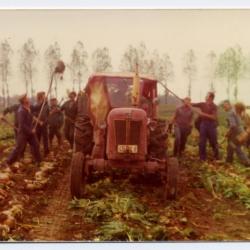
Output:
[1,122,250,241]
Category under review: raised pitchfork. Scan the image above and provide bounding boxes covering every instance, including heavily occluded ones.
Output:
[158,82,202,116]
[33,61,65,131]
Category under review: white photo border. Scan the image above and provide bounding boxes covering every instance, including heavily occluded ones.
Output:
[0,1,250,250]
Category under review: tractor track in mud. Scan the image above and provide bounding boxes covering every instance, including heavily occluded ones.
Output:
[28,166,72,241]
[21,147,94,241]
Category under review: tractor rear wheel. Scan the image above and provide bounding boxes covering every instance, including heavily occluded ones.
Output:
[74,91,93,154]
[148,119,168,159]
[74,116,93,154]
[70,152,87,198]
[165,157,179,200]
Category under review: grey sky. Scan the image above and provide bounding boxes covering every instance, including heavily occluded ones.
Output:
[1,9,250,103]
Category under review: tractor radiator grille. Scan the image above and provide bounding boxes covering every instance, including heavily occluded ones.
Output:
[115,120,141,146]
[115,120,126,144]
[129,121,141,145]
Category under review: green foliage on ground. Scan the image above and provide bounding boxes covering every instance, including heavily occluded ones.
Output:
[200,162,250,208]
[0,115,15,148]
[69,178,168,241]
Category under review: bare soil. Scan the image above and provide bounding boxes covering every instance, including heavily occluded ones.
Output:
[1,141,250,241]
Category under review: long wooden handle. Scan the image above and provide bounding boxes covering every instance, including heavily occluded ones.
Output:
[158,82,182,101]
[33,72,55,130]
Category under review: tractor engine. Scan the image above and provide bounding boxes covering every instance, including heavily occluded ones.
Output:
[70,73,179,201]
[106,107,148,161]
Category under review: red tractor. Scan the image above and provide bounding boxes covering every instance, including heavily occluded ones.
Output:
[70,72,179,200]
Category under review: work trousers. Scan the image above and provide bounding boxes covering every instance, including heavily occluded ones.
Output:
[49,126,62,146]
[173,125,191,157]
[64,120,75,148]
[199,121,219,160]
[226,138,250,164]
[7,132,41,164]
[36,124,49,155]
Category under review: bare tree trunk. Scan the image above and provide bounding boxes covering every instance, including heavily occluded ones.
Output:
[188,76,192,97]
[6,82,9,106]
[54,76,58,98]
[73,79,76,91]
[24,71,29,95]
[5,77,10,106]
[29,66,34,98]
[78,71,82,92]
[234,81,238,101]
[49,67,54,100]
[25,79,29,95]
[5,67,10,106]
[227,80,230,100]
[1,68,6,108]
[30,75,34,98]
[1,83,5,108]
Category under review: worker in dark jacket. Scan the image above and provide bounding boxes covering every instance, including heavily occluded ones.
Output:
[48,98,64,147]
[1,103,27,159]
[61,91,77,148]
[32,92,50,157]
[192,92,219,161]
[6,94,41,166]
[172,97,194,157]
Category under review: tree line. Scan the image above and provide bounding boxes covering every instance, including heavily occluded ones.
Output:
[0,39,248,107]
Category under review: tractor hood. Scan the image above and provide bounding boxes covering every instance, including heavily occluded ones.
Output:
[106,107,148,161]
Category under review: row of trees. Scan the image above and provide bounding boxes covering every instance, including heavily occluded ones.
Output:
[0,39,247,107]
[119,43,247,103]
[182,46,247,102]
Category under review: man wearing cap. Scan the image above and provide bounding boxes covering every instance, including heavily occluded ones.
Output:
[61,91,77,148]
[192,92,219,161]
[172,97,194,157]
[32,91,50,157]
[6,94,41,166]
[48,98,64,147]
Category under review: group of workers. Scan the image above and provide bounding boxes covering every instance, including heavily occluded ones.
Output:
[172,91,250,166]
[0,91,78,167]
[1,87,250,168]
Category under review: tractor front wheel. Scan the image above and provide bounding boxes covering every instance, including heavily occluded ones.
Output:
[70,152,87,199]
[165,157,179,200]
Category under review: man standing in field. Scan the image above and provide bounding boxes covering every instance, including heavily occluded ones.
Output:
[61,91,77,148]
[172,97,193,157]
[192,92,219,161]
[234,102,250,149]
[223,100,250,166]
[32,92,50,157]
[6,94,41,166]
[48,98,64,147]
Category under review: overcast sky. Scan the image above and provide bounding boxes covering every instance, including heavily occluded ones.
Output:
[1,9,250,104]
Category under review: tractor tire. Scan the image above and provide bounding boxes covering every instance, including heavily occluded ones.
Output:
[74,92,94,154]
[165,157,179,200]
[70,152,87,198]
[148,119,168,159]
